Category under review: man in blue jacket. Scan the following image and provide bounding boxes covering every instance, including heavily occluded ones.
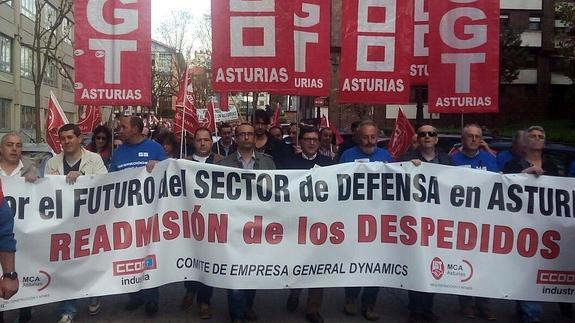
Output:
[451,124,497,321]
[110,116,166,316]
[0,179,18,301]
[340,120,392,321]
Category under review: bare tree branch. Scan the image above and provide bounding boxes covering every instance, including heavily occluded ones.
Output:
[28,0,73,142]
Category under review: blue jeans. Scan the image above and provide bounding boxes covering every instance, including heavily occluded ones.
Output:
[344,287,379,308]
[0,200,16,252]
[59,299,77,316]
[184,281,213,305]
[227,289,256,320]
[409,291,435,316]
[130,287,159,304]
[518,301,542,322]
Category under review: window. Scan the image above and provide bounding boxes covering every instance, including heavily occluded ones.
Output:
[0,99,10,130]
[21,106,35,129]
[524,48,538,69]
[20,46,34,79]
[42,4,57,29]
[20,46,33,78]
[500,14,510,29]
[0,34,11,73]
[528,16,541,30]
[154,52,172,74]
[43,59,57,86]
[21,0,36,20]
[62,18,73,44]
[62,65,73,91]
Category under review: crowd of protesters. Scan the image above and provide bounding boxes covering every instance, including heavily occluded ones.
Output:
[1,112,574,323]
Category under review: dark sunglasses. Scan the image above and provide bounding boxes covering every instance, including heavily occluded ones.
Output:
[417,131,437,138]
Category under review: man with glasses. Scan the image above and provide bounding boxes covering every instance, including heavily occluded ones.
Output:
[450,124,497,321]
[451,124,498,172]
[400,124,452,323]
[339,120,392,321]
[284,128,334,323]
[503,126,557,323]
[219,123,275,323]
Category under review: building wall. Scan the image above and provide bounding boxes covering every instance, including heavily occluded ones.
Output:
[0,0,75,142]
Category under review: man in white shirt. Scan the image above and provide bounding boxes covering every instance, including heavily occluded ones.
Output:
[0,133,36,180]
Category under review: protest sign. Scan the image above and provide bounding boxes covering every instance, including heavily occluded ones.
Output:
[2,161,573,309]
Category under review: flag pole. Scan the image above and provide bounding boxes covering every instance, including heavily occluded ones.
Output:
[328,118,334,157]
[212,97,221,155]
[179,64,189,158]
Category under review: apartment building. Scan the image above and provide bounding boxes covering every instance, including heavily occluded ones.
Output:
[0,0,75,142]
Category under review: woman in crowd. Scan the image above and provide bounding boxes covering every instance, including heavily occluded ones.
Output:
[156,132,181,159]
[86,125,113,168]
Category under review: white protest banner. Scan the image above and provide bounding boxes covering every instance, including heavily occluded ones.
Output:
[1,161,574,310]
[214,106,240,122]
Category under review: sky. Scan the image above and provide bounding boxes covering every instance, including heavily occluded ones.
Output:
[151,0,211,40]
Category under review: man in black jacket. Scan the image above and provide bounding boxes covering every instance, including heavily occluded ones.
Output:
[399,124,452,323]
[283,128,333,323]
[502,126,557,323]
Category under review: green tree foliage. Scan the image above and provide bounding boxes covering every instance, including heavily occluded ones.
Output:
[499,28,528,83]
[556,1,575,82]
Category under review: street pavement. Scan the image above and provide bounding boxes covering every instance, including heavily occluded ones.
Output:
[2,285,573,322]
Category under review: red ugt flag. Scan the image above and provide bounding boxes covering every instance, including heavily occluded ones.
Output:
[173,106,199,134]
[388,108,416,160]
[211,0,295,92]
[271,102,281,127]
[320,115,344,146]
[428,0,499,113]
[174,66,200,134]
[202,101,217,133]
[46,91,70,154]
[0,178,4,205]
[176,66,194,109]
[77,106,102,134]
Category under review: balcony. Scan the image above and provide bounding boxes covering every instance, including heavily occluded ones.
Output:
[551,73,573,85]
[511,69,538,84]
[386,104,440,120]
[500,0,542,10]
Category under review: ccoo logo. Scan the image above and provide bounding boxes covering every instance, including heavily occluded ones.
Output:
[430,257,445,280]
